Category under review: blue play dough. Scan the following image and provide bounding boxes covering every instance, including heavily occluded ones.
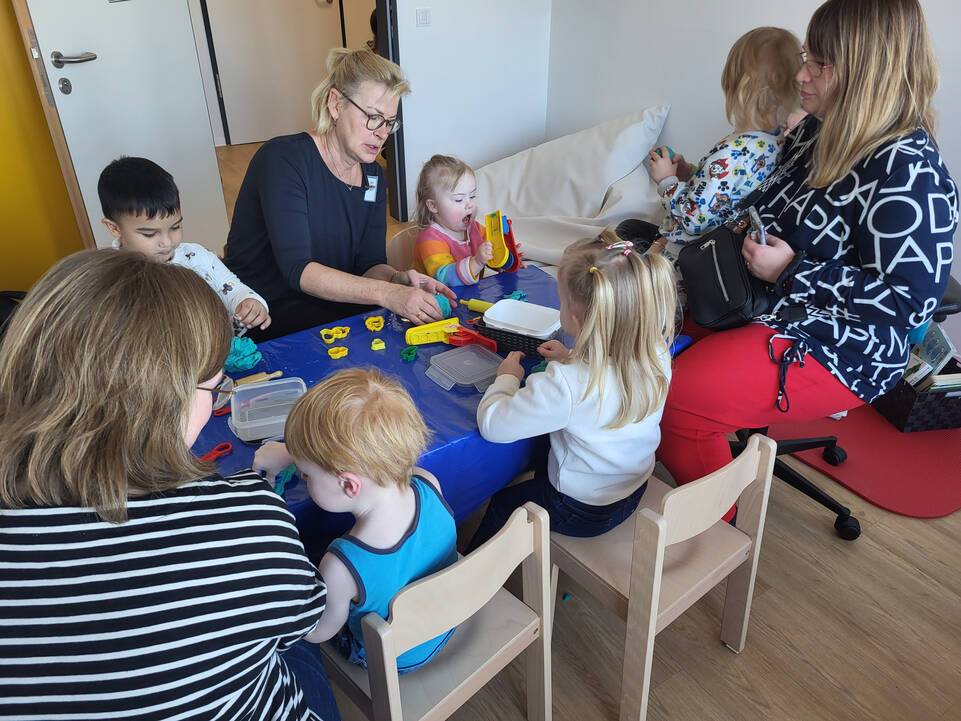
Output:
[654,146,675,160]
[224,336,262,373]
[434,294,453,318]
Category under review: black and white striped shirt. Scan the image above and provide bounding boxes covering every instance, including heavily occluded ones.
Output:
[0,471,328,720]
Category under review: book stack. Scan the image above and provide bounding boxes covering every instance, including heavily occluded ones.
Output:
[903,323,959,393]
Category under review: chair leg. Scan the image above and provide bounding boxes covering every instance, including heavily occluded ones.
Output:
[525,623,551,721]
[720,559,758,653]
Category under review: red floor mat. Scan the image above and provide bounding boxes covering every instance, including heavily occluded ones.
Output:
[766,404,961,518]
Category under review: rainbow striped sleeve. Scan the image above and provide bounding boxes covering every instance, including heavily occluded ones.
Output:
[414,232,478,287]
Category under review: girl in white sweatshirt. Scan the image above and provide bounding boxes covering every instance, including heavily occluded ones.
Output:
[468,228,677,549]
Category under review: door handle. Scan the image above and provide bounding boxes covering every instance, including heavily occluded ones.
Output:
[50,51,97,68]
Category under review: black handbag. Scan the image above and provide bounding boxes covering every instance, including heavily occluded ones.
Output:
[677,225,774,330]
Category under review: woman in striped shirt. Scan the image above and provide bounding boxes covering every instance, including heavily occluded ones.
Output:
[0,250,338,721]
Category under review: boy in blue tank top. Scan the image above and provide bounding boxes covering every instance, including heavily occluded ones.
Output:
[254,368,457,673]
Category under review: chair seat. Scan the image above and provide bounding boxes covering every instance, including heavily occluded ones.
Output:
[320,586,540,721]
[551,477,752,633]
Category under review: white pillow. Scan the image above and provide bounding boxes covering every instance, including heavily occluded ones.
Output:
[475,105,669,220]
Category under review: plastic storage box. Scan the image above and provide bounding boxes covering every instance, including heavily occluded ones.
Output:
[426,345,502,392]
[228,377,306,442]
[483,299,560,338]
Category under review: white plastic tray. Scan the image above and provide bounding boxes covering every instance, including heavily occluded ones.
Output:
[228,377,305,442]
[426,345,501,392]
[482,299,561,339]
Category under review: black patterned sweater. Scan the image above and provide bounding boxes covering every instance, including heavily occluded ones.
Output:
[755,115,958,402]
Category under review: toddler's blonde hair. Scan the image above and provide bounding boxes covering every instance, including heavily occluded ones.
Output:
[285,368,429,489]
[721,26,802,132]
[414,155,475,228]
[559,228,677,429]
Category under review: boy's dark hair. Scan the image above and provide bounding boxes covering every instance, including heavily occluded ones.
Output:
[97,156,180,221]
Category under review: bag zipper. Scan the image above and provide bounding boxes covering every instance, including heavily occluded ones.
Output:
[701,239,729,302]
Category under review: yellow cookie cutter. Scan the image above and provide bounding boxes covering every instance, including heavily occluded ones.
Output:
[321,326,350,344]
[365,316,385,332]
[370,338,386,351]
[327,346,348,359]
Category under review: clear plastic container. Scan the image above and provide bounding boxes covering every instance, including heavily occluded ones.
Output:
[426,345,502,392]
[483,299,561,339]
[227,377,306,442]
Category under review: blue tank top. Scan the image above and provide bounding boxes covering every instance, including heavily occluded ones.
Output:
[327,476,458,672]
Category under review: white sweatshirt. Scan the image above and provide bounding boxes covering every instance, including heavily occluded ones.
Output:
[476,351,671,505]
[170,242,268,316]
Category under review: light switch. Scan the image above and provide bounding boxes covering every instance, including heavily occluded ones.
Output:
[415,7,431,27]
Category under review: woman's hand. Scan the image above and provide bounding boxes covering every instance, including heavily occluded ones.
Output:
[496,351,526,381]
[253,441,293,481]
[649,146,678,184]
[392,269,457,301]
[537,340,570,361]
[741,231,795,283]
[383,284,445,324]
[234,298,271,330]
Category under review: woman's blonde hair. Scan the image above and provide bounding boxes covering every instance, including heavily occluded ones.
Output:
[0,250,231,523]
[721,26,802,132]
[806,0,938,186]
[310,48,410,135]
[414,155,475,227]
[559,228,677,429]
[285,368,429,489]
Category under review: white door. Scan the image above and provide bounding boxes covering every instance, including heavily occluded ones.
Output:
[206,0,344,145]
[27,0,228,253]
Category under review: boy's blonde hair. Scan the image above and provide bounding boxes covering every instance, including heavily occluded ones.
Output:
[559,228,677,429]
[285,368,429,489]
[721,26,802,132]
[310,48,410,135]
[0,250,231,523]
[805,0,938,187]
[414,155,475,227]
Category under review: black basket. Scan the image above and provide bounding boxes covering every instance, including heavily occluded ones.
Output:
[871,358,961,432]
[474,318,557,360]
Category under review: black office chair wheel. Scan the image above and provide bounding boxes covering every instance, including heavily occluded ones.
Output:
[834,514,860,541]
[822,445,847,465]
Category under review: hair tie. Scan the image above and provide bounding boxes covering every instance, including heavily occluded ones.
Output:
[589,266,598,274]
[605,240,634,256]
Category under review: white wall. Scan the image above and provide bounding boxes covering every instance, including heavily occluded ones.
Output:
[546,0,961,343]
[395,0,552,215]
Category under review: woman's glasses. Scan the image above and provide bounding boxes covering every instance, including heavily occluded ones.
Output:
[338,90,402,134]
[799,50,833,78]
[197,379,236,410]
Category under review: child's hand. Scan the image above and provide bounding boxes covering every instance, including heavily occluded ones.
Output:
[235,299,271,330]
[475,240,494,265]
[673,154,693,180]
[253,441,293,480]
[537,340,570,361]
[496,351,525,381]
[648,146,678,184]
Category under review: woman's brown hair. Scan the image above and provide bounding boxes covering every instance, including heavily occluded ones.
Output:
[0,250,231,522]
[806,0,938,186]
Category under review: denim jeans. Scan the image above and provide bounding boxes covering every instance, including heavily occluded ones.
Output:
[282,639,342,720]
[467,437,648,551]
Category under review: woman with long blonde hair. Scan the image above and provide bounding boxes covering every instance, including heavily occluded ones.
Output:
[468,228,677,548]
[224,48,454,341]
[659,0,957,521]
[0,250,339,720]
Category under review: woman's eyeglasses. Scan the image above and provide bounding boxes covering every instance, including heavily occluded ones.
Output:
[338,90,402,134]
[799,50,833,78]
[197,381,236,410]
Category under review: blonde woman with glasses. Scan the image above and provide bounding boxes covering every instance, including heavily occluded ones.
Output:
[224,48,455,341]
[0,251,340,720]
[659,0,957,511]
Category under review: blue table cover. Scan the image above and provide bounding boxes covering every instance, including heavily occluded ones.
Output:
[193,266,563,550]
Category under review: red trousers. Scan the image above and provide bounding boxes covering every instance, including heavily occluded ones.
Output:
[658,323,864,519]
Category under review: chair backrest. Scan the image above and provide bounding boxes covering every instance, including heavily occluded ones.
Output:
[386,226,420,271]
[658,434,776,546]
[364,503,547,659]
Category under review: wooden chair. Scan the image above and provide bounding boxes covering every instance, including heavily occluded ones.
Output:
[386,225,419,271]
[550,434,776,721]
[320,502,552,721]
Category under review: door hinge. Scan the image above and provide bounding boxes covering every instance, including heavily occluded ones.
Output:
[214,73,224,99]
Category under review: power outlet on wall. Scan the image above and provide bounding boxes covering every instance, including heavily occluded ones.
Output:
[415,7,431,28]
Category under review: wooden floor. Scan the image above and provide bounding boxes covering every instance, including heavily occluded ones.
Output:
[216,144,961,721]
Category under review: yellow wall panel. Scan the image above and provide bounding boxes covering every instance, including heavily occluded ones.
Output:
[0,2,83,291]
